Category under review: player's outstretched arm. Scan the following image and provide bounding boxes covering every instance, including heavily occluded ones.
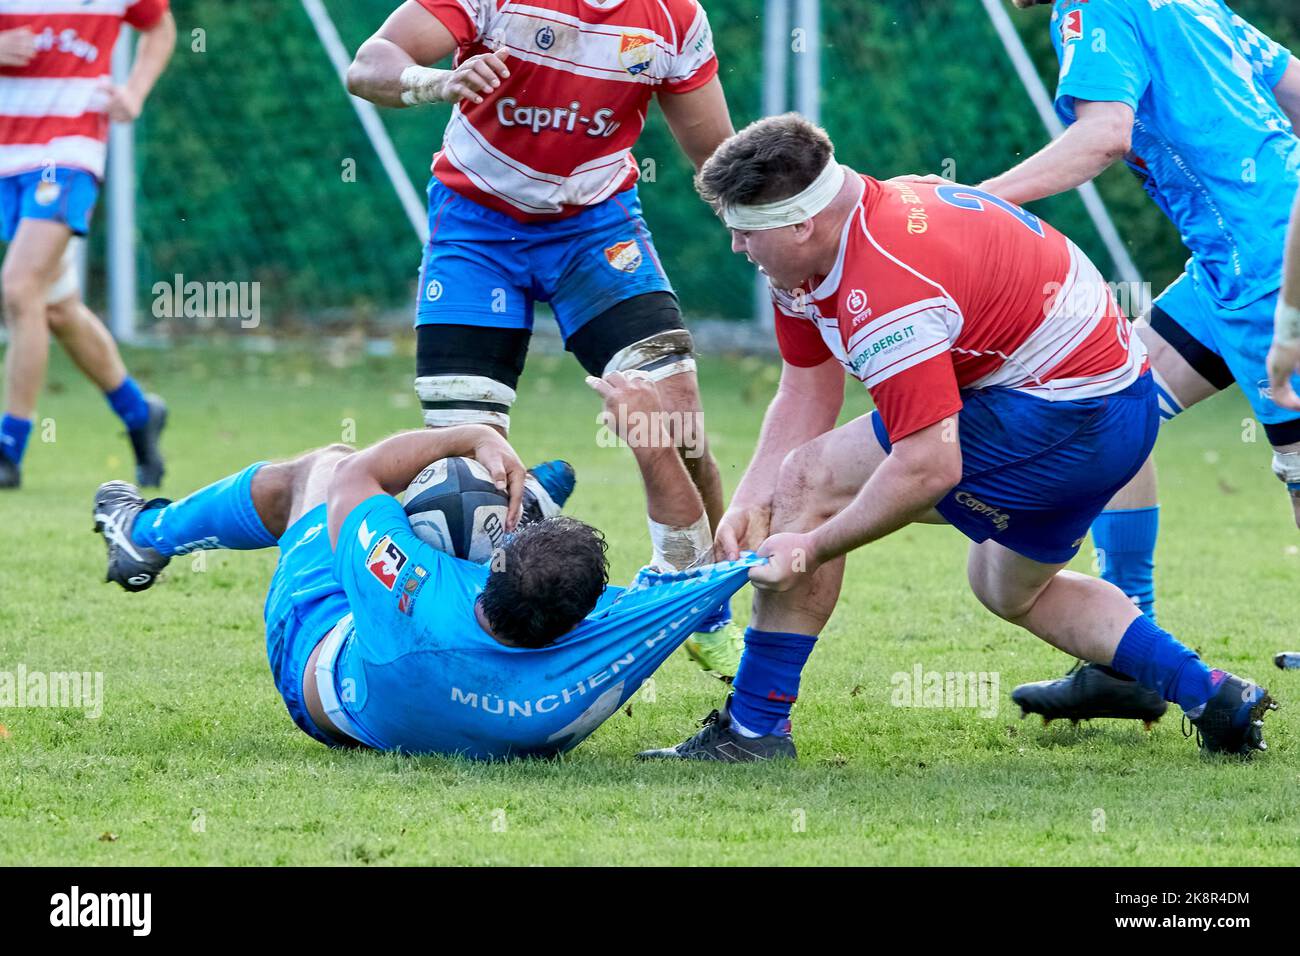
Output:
[658,78,735,171]
[976,100,1134,207]
[714,358,844,560]
[346,1,508,108]
[1272,58,1300,130]
[750,418,961,592]
[326,426,525,548]
[105,11,175,123]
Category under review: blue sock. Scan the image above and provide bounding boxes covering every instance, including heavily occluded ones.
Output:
[1110,614,1215,713]
[0,414,32,465]
[730,628,818,736]
[105,377,150,431]
[132,461,277,556]
[1091,507,1158,622]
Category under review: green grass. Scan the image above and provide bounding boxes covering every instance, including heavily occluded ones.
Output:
[1,342,1297,865]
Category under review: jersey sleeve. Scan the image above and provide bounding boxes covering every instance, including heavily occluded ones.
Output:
[1051,0,1150,124]
[332,493,468,639]
[1234,16,1292,89]
[417,0,485,47]
[124,0,169,30]
[846,299,962,442]
[773,302,833,368]
[661,0,719,94]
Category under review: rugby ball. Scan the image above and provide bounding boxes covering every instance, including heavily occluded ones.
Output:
[403,457,509,562]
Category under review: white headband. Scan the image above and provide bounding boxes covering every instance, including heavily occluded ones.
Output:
[721,160,845,231]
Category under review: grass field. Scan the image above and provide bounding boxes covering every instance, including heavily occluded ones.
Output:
[1,341,1297,866]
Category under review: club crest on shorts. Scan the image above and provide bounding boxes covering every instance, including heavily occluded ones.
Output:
[619,34,656,76]
[34,180,61,206]
[604,239,642,273]
[365,535,408,590]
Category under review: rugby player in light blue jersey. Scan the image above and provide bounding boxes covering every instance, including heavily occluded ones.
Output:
[971,0,1300,724]
[90,372,761,760]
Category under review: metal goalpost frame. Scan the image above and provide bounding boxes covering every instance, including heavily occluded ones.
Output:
[300,0,429,245]
[107,30,137,342]
[754,0,797,327]
[979,0,1143,287]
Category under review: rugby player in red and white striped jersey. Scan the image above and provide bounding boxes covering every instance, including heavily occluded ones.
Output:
[0,0,175,490]
[347,0,742,676]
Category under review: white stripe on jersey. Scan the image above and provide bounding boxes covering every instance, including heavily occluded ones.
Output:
[441,109,634,213]
[0,77,108,117]
[484,4,671,86]
[0,0,127,13]
[0,137,105,177]
[965,241,1144,397]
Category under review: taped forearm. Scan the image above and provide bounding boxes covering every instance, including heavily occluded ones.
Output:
[399,65,449,106]
[648,512,713,572]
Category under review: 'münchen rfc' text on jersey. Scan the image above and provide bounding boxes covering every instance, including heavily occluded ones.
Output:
[773,175,1148,443]
[419,0,716,220]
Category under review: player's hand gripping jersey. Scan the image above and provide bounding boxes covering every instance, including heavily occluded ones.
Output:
[418,0,716,220]
[1048,0,1299,309]
[773,175,1148,443]
[0,0,169,178]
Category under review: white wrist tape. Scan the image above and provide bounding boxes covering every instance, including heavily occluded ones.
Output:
[648,513,712,572]
[721,160,846,231]
[1276,301,1300,345]
[400,65,445,106]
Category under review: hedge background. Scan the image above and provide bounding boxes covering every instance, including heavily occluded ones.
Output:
[115,0,1297,329]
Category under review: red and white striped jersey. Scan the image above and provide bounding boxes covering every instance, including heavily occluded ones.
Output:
[418,0,717,221]
[0,0,168,179]
[773,174,1148,442]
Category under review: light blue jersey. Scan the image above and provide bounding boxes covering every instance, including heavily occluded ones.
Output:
[1050,0,1299,309]
[291,495,759,760]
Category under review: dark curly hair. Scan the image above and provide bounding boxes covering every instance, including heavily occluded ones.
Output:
[479,516,609,649]
[696,112,834,210]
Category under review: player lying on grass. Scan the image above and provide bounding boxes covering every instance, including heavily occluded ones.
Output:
[91,372,758,759]
[639,114,1278,762]
[913,0,1300,726]
[346,0,742,678]
[0,3,175,491]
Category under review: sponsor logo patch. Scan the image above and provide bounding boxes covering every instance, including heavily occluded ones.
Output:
[618,33,656,76]
[396,564,429,616]
[535,25,555,50]
[1061,9,1083,44]
[845,288,868,315]
[604,239,642,273]
[365,535,408,590]
[425,279,443,301]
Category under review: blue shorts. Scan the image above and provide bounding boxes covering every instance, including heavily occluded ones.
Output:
[1157,271,1300,428]
[0,167,99,241]
[263,504,351,747]
[872,374,1159,564]
[415,178,673,339]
